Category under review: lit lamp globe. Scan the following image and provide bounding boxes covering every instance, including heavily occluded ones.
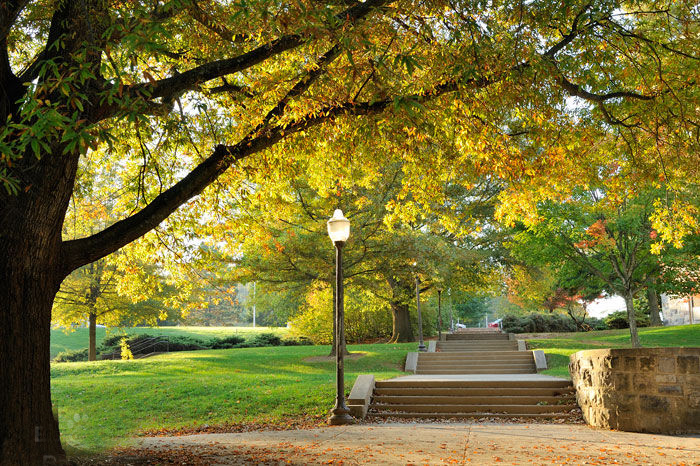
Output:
[327,209,350,243]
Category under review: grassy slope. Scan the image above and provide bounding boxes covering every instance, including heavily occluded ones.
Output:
[528,324,700,378]
[51,342,413,454]
[50,326,289,358]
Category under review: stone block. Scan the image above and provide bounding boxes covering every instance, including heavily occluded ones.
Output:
[533,350,547,370]
[596,371,613,388]
[655,374,677,384]
[405,352,418,372]
[614,394,637,412]
[347,374,375,419]
[613,373,630,391]
[686,409,700,429]
[623,356,638,371]
[639,356,656,372]
[677,356,700,374]
[571,347,700,434]
[632,373,651,391]
[639,395,670,412]
[658,385,682,395]
[658,357,675,373]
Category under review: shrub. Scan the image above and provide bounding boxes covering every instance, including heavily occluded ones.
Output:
[53,348,89,363]
[120,337,134,360]
[587,317,609,331]
[251,333,282,347]
[281,336,313,346]
[210,335,246,349]
[604,310,650,329]
[501,313,577,333]
[99,333,209,358]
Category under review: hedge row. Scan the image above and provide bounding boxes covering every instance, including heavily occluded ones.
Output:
[52,332,312,362]
[501,313,608,334]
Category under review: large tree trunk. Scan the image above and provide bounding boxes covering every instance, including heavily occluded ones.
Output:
[389,300,414,342]
[0,188,72,462]
[623,291,641,348]
[88,312,97,361]
[647,286,662,327]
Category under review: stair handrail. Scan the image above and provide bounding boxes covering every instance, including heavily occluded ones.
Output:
[100,335,171,360]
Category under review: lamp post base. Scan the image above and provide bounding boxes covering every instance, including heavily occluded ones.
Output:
[328,407,354,425]
[418,344,427,352]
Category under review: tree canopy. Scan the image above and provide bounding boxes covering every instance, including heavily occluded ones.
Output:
[1,0,699,462]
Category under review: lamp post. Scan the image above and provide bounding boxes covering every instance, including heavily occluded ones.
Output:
[413,263,427,352]
[327,209,353,425]
[437,287,443,341]
[450,288,455,332]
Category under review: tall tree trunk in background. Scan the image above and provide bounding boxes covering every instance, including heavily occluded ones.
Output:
[387,279,414,342]
[389,300,413,342]
[647,286,662,327]
[88,312,97,361]
[623,291,641,347]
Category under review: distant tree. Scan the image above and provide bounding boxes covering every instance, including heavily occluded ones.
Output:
[507,189,700,347]
[221,163,500,344]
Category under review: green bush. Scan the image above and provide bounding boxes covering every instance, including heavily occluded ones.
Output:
[604,310,650,329]
[99,334,209,358]
[53,348,89,362]
[281,336,312,346]
[587,317,609,331]
[251,332,282,347]
[501,313,577,333]
[210,335,246,349]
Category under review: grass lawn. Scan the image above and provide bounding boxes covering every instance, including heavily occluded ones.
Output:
[527,324,700,378]
[51,342,413,455]
[50,326,289,358]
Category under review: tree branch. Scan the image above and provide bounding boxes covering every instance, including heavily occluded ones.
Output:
[117,0,388,106]
[0,0,29,42]
[556,72,654,103]
[61,43,529,273]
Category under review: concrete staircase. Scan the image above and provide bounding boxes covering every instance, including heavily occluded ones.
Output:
[419,330,534,374]
[367,378,577,419]
[416,351,536,374]
[361,329,578,420]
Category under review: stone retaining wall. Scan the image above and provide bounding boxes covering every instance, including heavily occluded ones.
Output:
[569,347,700,434]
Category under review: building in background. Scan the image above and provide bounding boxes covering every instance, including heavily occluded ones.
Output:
[661,294,700,326]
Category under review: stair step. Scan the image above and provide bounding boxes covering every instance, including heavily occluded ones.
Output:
[415,368,536,374]
[418,360,533,365]
[439,340,516,344]
[373,395,574,404]
[446,336,510,340]
[366,412,574,419]
[375,380,572,389]
[437,345,519,350]
[436,346,519,350]
[375,387,575,396]
[422,351,528,356]
[369,404,576,414]
[417,359,534,365]
[416,365,536,371]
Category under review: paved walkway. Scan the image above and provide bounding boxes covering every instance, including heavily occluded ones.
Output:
[138,422,700,465]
